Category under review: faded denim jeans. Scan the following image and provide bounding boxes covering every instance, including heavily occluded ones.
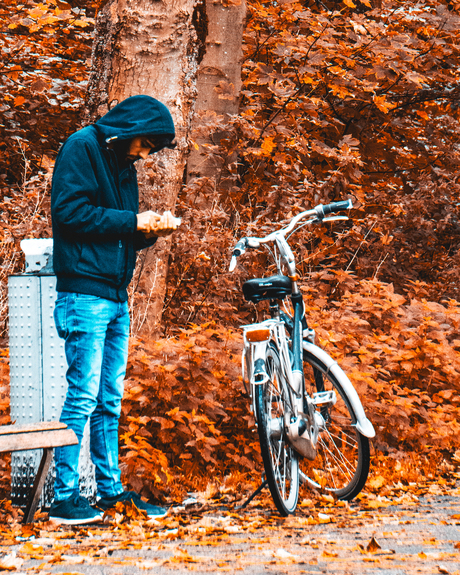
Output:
[53,292,129,501]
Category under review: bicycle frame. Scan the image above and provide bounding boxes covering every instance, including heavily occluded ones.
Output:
[242,293,319,460]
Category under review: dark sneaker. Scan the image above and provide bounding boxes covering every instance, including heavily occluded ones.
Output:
[49,494,103,525]
[97,491,168,519]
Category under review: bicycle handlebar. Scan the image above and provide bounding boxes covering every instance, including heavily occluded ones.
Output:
[229,199,352,272]
[320,199,353,216]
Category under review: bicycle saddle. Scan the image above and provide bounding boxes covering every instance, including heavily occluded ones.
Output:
[243,274,292,303]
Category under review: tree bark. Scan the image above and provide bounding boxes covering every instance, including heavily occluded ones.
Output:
[86,0,206,336]
[186,0,246,186]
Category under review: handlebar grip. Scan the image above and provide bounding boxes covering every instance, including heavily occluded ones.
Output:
[322,199,353,215]
[232,238,248,257]
[229,238,248,272]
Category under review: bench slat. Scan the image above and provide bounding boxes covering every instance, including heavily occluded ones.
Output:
[0,422,79,523]
[0,421,68,436]
[0,428,78,452]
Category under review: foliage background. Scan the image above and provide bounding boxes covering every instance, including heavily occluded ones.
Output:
[2,0,460,501]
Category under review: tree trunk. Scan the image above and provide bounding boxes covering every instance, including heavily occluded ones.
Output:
[186,0,246,187]
[85,0,206,337]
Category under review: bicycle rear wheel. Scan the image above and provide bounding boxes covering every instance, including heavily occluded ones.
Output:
[300,347,370,500]
[255,345,299,515]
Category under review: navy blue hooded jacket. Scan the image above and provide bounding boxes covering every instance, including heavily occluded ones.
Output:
[51,95,175,302]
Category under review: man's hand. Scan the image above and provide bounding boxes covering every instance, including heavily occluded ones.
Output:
[137,210,180,237]
[137,210,159,233]
[149,210,180,237]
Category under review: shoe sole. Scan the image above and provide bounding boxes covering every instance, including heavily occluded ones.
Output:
[147,506,169,520]
[49,514,103,525]
[147,511,168,519]
[98,501,169,520]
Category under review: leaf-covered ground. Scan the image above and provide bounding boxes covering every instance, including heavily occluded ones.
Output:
[1,306,460,572]
[1,478,460,574]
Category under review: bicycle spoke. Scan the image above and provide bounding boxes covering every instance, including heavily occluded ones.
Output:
[323,428,360,452]
[300,351,370,500]
[318,436,355,483]
[255,345,299,515]
[272,443,286,497]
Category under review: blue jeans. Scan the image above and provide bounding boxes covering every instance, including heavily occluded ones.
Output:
[53,292,129,501]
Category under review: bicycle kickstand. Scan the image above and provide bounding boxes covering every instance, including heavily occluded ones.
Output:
[236,475,268,510]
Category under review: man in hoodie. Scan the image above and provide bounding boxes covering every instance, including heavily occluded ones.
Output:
[49,95,178,525]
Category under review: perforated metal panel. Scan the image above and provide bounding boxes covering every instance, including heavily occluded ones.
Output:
[40,277,67,422]
[9,276,42,507]
[8,275,96,508]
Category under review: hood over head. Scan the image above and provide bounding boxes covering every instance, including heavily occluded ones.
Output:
[94,95,175,149]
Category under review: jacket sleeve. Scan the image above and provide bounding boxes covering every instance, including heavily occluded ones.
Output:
[134,231,158,251]
[51,137,137,237]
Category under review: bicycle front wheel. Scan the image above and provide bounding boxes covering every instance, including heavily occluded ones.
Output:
[300,346,370,500]
[255,345,299,516]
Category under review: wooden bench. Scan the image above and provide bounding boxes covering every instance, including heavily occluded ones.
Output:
[0,421,78,524]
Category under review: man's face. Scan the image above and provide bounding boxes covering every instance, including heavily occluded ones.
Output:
[126,137,156,161]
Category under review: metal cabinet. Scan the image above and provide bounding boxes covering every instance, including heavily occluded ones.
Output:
[8,240,96,507]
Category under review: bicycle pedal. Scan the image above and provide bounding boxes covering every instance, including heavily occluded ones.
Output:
[312,390,336,406]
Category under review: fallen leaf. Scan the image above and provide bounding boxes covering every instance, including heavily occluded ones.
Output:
[368,475,386,489]
[367,537,382,553]
[322,550,338,557]
[274,548,298,559]
[13,95,26,107]
[0,552,24,571]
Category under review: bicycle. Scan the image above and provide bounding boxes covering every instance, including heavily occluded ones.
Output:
[229,200,375,516]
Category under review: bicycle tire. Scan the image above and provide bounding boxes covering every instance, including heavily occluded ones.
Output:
[300,346,370,500]
[255,345,299,516]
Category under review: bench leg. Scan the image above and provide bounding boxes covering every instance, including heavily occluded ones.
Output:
[23,448,53,524]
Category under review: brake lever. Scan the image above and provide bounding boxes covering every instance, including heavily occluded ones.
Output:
[321,216,349,223]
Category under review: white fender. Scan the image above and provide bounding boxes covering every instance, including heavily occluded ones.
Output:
[302,342,375,439]
[250,340,269,384]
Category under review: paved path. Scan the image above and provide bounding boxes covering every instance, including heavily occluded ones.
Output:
[1,480,459,574]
